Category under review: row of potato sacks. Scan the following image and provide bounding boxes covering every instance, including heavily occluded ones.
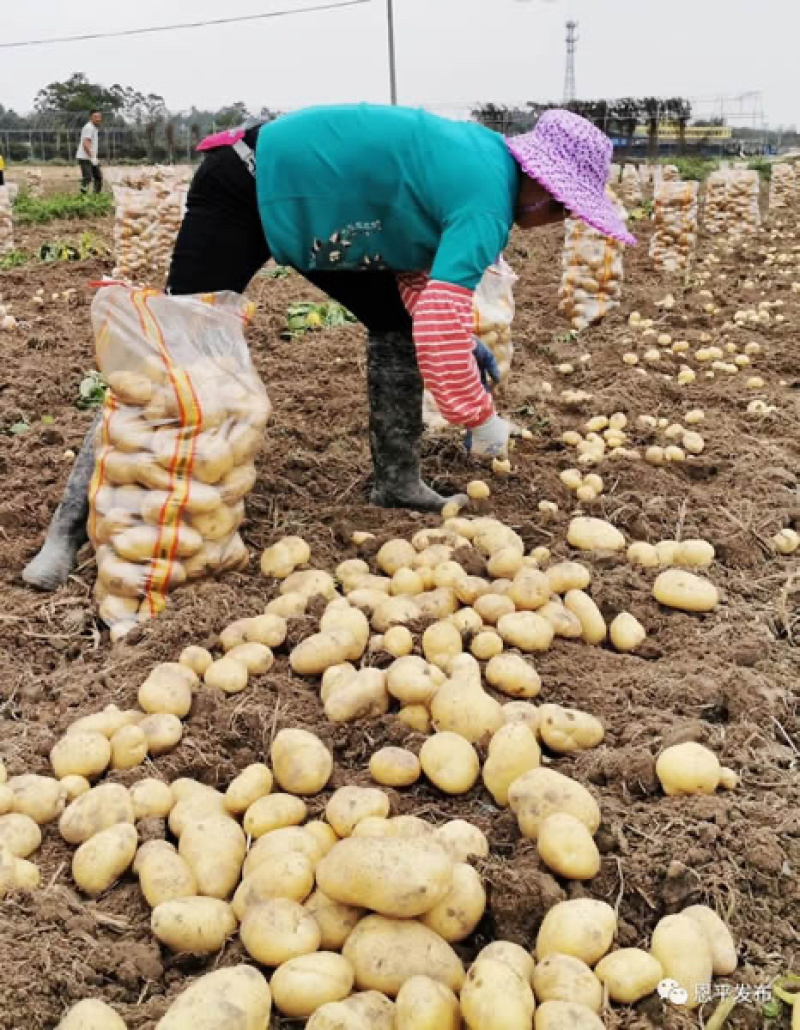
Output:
[558,194,628,331]
[616,164,680,207]
[769,162,797,210]
[0,186,12,255]
[703,169,762,236]
[88,285,270,640]
[423,258,517,430]
[112,184,188,284]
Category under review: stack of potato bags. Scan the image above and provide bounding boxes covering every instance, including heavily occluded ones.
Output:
[769,163,796,210]
[702,171,730,235]
[620,166,643,206]
[649,181,699,273]
[726,170,761,234]
[0,186,13,255]
[25,169,44,198]
[558,194,627,331]
[111,187,158,283]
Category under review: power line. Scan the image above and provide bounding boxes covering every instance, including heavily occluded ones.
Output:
[0,0,370,49]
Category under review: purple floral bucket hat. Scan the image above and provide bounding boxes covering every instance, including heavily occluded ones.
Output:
[507,109,636,246]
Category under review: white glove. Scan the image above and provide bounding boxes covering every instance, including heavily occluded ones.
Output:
[466,414,511,458]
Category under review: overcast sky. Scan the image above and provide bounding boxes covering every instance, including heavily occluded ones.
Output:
[1,0,797,128]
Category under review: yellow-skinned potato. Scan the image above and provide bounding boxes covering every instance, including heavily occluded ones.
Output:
[676,538,715,568]
[307,992,395,1030]
[420,732,480,795]
[326,786,391,837]
[241,897,321,965]
[321,605,370,661]
[55,998,128,1030]
[168,788,226,836]
[460,958,535,1030]
[225,764,273,815]
[320,663,357,703]
[325,667,390,724]
[73,822,138,895]
[508,768,600,840]
[472,519,524,558]
[387,656,441,705]
[291,632,353,676]
[650,914,713,1011]
[422,621,464,671]
[266,591,308,617]
[532,954,602,1010]
[420,862,486,942]
[534,1001,604,1030]
[372,595,421,633]
[8,774,67,825]
[232,851,315,919]
[135,840,197,907]
[609,612,646,652]
[487,546,525,580]
[397,704,432,734]
[243,827,323,878]
[383,625,415,657]
[336,558,371,590]
[477,942,534,985]
[567,516,625,552]
[508,568,550,611]
[536,813,600,880]
[435,820,489,863]
[130,779,174,820]
[0,813,41,857]
[110,725,148,770]
[538,704,604,753]
[473,593,516,626]
[218,462,258,505]
[113,523,203,562]
[627,541,659,568]
[59,783,134,845]
[483,723,541,806]
[244,793,307,838]
[179,814,245,898]
[430,654,504,743]
[546,561,592,595]
[14,855,40,889]
[377,538,417,575]
[226,642,274,675]
[152,896,237,953]
[304,888,364,950]
[271,729,333,796]
[496,612,554,653]
[682,905,737,975]
[138,663,196,718]
[189,503,240,541]
[594,949,664,1003]
[391,567,426,595]
[270,951,354,1017]
[60,776,91,801]
[304,821,338,856]
[343,914,465,996]
[470,630,504,660]
[204,655,249,694]
[656,742,721,796]
[0,841,14,895]
[107,370,153,406]
[139,714,183,756]
[563,591,606,645]
[503,701,540,732]
[155,965,272,1030]
[485,653,541,699]
[536,899,616,964]
[50,732,111,781]
[245,613,287,649]
[396,975,461,1030]
[219,617,253,651]
[415,587,458,620]
[66,705,133,738]
[369,747,421,787]
[538,600,583,640]
[653,569,719,612]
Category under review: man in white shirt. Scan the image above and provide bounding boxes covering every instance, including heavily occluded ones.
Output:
[76,110,103,194]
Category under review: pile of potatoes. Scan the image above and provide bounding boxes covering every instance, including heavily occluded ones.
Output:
[558,207,626,332]
[150,187,188,276]
[112,187,159,283]
[649,182,699,273]
[0,185,13,256]
[769,163,796,211]
[619,165,643,207]
[89,286,270,639]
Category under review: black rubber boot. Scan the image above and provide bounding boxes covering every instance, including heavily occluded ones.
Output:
[367,331,467,513]
[22,412,100,590]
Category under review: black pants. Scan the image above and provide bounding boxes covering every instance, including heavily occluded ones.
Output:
[78,160,102,194]
[166,144,411,333]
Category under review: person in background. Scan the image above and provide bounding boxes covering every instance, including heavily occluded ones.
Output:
[23,104,634,591]
[77,110,103,194]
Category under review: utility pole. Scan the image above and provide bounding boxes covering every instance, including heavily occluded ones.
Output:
[387,0,398,104]
[563,20,578,105]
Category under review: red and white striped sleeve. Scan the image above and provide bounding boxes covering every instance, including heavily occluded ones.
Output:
[397,275,495,429]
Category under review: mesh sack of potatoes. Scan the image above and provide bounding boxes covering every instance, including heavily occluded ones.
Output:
[149,188,188,279]
[649,181,699,273]
[662,164,681,182]
[702,171,731,235]
[423,257,517,430]
[87,285,270,640]
[769,163,796,210]
[25,169,44,198]
[112,187,159,283]
[725,169,761,234]
[558,195,627,330]
[620,165,643,206]
[608,163,621,185]
[0,186,13,256]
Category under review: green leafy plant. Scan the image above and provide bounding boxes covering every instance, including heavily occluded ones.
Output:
[263,265,293,279]
[283,301,357,338]
[664,156,720,182]
[38,232,108,263]
[0,249,31,270]
[76,370,107,409]
[13,192,112,225]
[628,200,655,222]
[747,157,773,182]
[9,420,30,436]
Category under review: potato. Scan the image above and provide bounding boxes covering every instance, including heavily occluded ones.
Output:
[656,742,721,796]
[225,764,273,815]
[321,605,370,661]
[682,904,737,975]
[534,1001,604,1030]
[108,370,153,406]
[67,704,136,738]
[138,663,196,718]
[244,793,307,837]
[387,656,441,705]
[179,814,245,898]
[325,668,390,723]
[60,783,134,845]
[536,807,600,882]
[61,776,91,801]
[538,704,604,753]
[110,725,148,770]
[609,612,646,652]
[536,899,616,964]
[460,958,535,1030]
[241,897,321,965]
[51,732,111,781]
[594,948,663,1003]
[139,714,183,756]
[304,888,364,950]
[204,655,249,694]
[233,852,315,919]
[337,558,371,589]
[0,762,6,785]
[303,822,337,857]
[397,704,432,734]
[271,951,354,1017]
[485,653,540,699]
[377,539,417,575]
[563,590,606,645]
[383,625,414,657]
[420,732,480,795]
[422,621,463,671]
[219,462,257,505]
[391,567,426,595]
[326,786,391,837]
[114,523,202,562]
[430,654,504,743]
[152,896,237,953]
[502,701,540,732]
[307,992,395,1030]
[538,600,583,640]
[168,788,227,836]
[396,975,461,1030]
[369,748,421,788]
[156,965,272,1030]
[508,568,550,610]
[291,632,353,676]
[271,729,333,796]
[419,862,485,942]
[509,768,601,840]
[483,723,541,806]
[281,569,338,601]
[496,612,554,653]
[135,841,197,907]
[676,539,715,567]
[567,516,625,552]
[0,813,41,858]
[653,569,719,612]
[470,630,503,660]
[343,914,465,996]
[266,591,308,617]
[627,541,659,568]
[8,774,67,825]
[477,942,535,985]
[130,779,174,819]
[546,562,591,595]
[245,614,287,649]
[14,856,40,889]
[473,593,515,627]
[415,587,458,620]
[243,827,324,878]
[219,617,253,651]
[532,953,602,1010]
[55,998,128,1030]
[434,820,489,863]
[650,913,713,1011]
[73,822,138,895]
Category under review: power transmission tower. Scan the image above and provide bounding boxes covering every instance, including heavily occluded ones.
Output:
[563,20,578,104]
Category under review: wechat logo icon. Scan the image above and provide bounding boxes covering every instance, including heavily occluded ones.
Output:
[657,979,689,1005]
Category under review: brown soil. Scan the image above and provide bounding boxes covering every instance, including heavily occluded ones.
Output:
[0,202,799,1030]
